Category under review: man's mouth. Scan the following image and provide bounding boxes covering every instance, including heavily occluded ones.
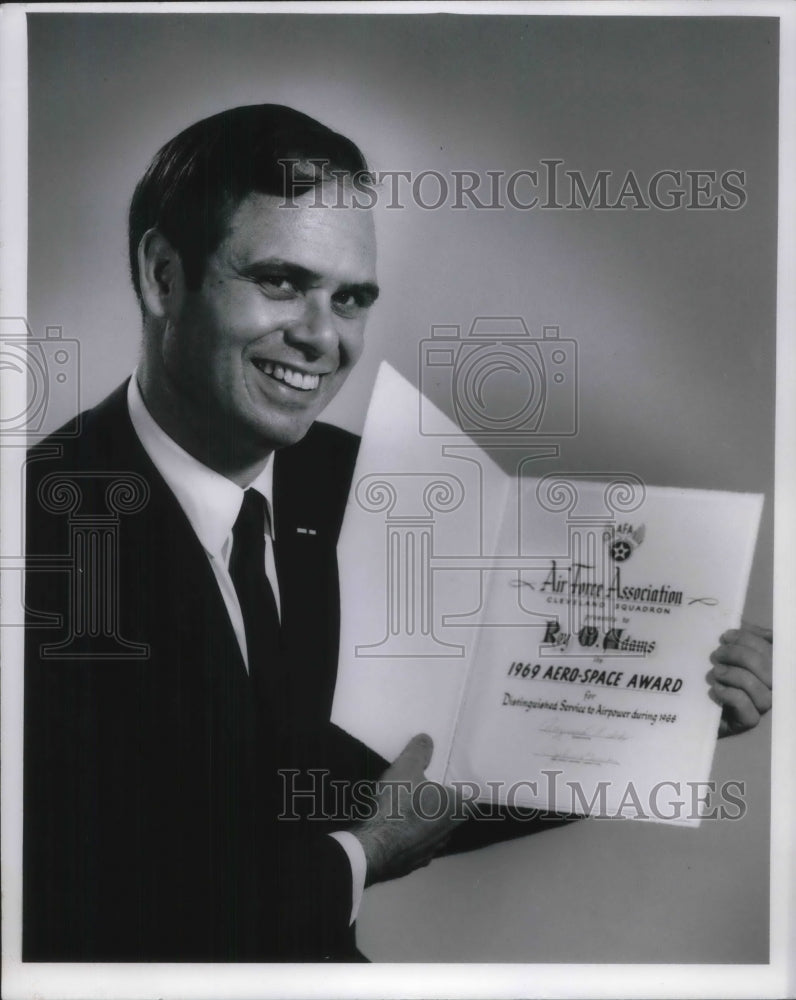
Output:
[252,359,321,392]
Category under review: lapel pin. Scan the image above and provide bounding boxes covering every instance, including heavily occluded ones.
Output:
[296,527,317,536]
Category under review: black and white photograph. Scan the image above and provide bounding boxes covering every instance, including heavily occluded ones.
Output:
[1,3,793,998]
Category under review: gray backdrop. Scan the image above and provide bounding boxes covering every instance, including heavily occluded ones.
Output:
[27,12,775,962]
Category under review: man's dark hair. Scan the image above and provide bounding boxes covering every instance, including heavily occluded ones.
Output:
[128,103,370,299]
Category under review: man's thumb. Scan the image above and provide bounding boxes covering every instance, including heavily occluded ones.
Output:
[387,732,434,777]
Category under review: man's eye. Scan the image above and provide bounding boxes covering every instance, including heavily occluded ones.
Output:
[332,291,370,319]
[260,276,298,299]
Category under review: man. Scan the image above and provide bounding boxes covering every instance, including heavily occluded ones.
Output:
[23,104,772,963]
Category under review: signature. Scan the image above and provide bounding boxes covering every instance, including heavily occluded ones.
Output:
[534,751,620,766]
[539,722,630,743]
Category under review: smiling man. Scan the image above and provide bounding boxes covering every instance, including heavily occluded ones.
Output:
[23,103,466,964]
[22,104,772,964]
[136,187,379,482]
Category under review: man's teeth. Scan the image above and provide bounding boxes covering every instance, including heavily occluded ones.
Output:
[256,360,320,391]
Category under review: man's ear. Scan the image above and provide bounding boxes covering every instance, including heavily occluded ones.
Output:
[138,229,185,319]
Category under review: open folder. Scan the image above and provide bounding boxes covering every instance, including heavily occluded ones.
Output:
[332,363,762,826]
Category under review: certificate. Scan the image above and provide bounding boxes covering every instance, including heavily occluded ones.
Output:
[333,364,763,826]
[444,477,762,825]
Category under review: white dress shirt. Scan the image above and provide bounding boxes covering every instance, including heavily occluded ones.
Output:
[127,375,366,924]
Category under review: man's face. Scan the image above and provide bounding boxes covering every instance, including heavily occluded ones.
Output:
[158,188,378,459]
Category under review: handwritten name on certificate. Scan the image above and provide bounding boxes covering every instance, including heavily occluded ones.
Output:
[445,478,763,826]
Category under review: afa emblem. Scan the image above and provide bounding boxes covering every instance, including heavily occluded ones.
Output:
[608,523,646,562]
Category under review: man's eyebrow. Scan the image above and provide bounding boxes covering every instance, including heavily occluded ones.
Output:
[338,280,380,303]
[240,258,379,301]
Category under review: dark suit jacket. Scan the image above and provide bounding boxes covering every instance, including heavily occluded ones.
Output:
[23,381,387,962]
[23,380,572,963]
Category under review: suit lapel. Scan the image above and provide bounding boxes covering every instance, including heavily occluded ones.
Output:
[88,390,345,727]
[89,384,248,682]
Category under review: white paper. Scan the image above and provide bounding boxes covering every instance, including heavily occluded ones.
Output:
[333,364,763,824]
[332,362,509,781]
[445,478,763,826]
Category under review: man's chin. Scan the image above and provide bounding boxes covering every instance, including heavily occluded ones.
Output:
[254,414,317,453]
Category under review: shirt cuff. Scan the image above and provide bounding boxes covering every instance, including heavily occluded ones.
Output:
[328,831,367,925]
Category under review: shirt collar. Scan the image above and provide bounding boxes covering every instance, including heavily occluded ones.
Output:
[127,375,275,558]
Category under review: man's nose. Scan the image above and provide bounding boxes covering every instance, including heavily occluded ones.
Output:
[285,295,337,354]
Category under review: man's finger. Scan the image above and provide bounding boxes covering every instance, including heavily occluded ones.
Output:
[709,680,761,733]
[707,663,772,714]
[740,621,773,643]
[719,629,773,660]
[382,733,434,779]
[711,642,772,689]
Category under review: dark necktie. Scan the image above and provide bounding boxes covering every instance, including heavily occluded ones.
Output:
[229,488,280,697]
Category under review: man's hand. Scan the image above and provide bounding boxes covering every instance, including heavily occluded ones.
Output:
[707,623,772,737]
[349,733,465,887]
